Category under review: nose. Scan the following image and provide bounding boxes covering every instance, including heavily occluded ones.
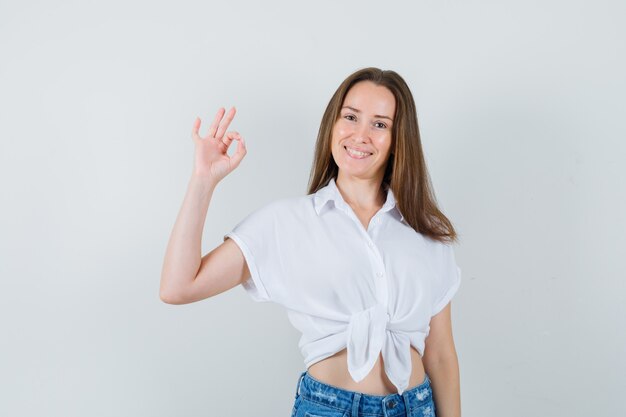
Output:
[353,121,370,143]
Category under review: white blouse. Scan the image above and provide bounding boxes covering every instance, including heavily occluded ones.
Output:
[223,177,462,395]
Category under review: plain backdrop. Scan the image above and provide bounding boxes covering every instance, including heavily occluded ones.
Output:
[1,0,624,416]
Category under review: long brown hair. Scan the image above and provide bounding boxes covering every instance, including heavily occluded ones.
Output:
[307,67,458,244]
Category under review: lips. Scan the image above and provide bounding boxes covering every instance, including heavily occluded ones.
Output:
[344,145,373,159]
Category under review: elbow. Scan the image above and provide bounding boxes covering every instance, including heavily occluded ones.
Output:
[423,348,459,371]
[159,283,187,305]
[159,269,189,304]
[159,287,175,304]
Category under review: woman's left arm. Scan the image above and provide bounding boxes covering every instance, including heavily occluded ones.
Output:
[422,302,461,417]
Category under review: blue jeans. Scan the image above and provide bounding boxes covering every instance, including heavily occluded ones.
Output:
[290,370,437,417]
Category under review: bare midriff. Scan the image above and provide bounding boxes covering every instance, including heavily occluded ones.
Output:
[306,345,426,395]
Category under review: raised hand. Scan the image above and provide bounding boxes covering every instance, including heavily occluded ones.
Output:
[191,107,247,182]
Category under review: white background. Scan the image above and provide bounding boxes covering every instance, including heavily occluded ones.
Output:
[1,0,624,416]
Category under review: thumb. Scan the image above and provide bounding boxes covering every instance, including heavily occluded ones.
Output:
[229,137,247,170]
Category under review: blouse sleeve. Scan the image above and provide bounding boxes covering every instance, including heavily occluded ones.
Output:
[223,201,284,303]
[431,242,462,316]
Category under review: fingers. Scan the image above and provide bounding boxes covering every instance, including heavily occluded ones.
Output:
[221,131,246,168]
[191,116,201,140]
[207,107,226,139]
[221,130,240,147]
[194,106,237,141]
[214,106,236,140]
[228,135,247,170]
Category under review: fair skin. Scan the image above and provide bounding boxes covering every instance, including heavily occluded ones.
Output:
[160,85,460,416]
[330,80,395,228]
[159,107,251,305]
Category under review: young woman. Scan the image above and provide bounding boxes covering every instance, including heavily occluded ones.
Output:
[160,67,462,417]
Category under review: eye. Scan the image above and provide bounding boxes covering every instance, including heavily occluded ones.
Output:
[374,121,388,129]
[343,114,356,121]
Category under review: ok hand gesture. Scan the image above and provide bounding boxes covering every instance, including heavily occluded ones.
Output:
[191,107,247,182]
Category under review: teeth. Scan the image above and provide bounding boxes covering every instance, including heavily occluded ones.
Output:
[345,146,371,157]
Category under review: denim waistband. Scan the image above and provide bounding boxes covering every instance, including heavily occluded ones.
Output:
[294,370,434,417]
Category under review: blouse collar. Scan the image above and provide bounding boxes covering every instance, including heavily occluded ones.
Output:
[313,177,404,222]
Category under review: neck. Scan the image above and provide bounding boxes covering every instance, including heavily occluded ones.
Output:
[335,173,386,211]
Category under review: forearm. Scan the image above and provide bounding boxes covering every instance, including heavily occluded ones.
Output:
[424,355,461,417]
[160,176,218,299]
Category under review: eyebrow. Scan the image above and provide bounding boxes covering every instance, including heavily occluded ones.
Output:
[341,106,393,121]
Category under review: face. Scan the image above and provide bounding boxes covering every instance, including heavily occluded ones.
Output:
[331,81,396,182]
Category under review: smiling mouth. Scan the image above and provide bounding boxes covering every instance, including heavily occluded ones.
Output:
[344,146,373,159]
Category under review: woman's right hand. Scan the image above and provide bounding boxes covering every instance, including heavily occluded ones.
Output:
[190,107,247,183]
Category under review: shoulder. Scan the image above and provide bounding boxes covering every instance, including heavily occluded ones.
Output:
[254,194,313,214]
[422,237,457,263]
[240,194,315,224]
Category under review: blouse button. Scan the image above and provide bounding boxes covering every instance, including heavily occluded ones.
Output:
[376,272,383,277]
[368,241,374,248]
